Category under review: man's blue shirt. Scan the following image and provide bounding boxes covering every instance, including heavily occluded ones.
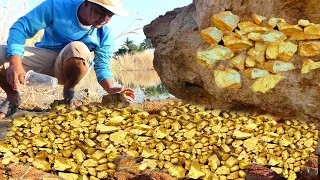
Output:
[7,0,114,82]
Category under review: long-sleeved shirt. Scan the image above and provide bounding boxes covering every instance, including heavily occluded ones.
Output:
[7,0,114,82]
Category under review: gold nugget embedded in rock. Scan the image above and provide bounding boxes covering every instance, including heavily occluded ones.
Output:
[200,27,224,44]
[214,68,241,89]
[264,61,295,73]
[244,68,270,79]
[301,58,320,74]
[251,74,286,93]
[298,41,320,57]
[212,11,240,31]
[197,45,234,68]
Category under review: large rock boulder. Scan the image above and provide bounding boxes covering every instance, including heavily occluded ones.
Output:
[143,0,320,121]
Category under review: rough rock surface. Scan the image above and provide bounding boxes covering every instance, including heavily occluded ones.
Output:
[144,0,320,121]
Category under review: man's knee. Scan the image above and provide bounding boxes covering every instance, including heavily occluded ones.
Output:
[62,41,91,66]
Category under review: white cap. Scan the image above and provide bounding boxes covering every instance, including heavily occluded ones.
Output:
[87,0,130,16]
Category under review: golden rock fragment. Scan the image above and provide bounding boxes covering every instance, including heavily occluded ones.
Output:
[298,41,320,57]
[197,45,234,68]
[59,172,79,180]
[84,138,96,147]
[251,74,286,93]
[278,41,298,61]
[247,42,267,64]
[109,131,127,144]
[266,42,279,59]
[239,159,251,169]
[188,163,206,179]
[214,68,241,89]
[222,35,253,53]
[54,156,72,171]
[277,22,303,36]
[252,14,267,25]
[301,59,320,74]
[261,30,287,42]
[244,68,270,80]
[200,27,224,44]
[233,130,253,139]
[225,156,238,168]
[280,134,292,146]
[248,32,262,41]
[268,18,286,28]
[264,61,295,73]
[168,165,186,179]
[245,56,256,68]
[304,24,320,40]
[288,170,297,180]
[216,166,230,175]
[243,137,259,151]
[212,11,240,31]
[238,21,269,33]
[83,159,98,167]
[32,159,51,171]
[153,127,168,139]
[96,124,119,133]
[256,157,268,166]
[298,19,310,27]
[108,116,125,125]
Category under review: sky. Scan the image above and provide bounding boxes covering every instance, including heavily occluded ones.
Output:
[0,0,192,50]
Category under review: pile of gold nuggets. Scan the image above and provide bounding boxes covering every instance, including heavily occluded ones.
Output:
[0,100,317,180]
[198,12,320,93]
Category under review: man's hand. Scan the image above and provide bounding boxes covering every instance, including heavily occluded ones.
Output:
[109,87,136,100]
[7,55,26,91]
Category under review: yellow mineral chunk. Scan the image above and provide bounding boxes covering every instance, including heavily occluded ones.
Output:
[298,41,320,57]
[31,126,42,135]
[168,165,186,179]
[271,167,283,174]
[239,159,251,169]
[54,156,71,171]
[288,170,297,180]
[261,30,287,42]
[304,138,314,147]
[247,42,267,64]
[225,156,239,168]
[84,138,96,147]
[59,172,79,180]
[279,134,292,146]
[0,144,11,153]
[248,32,262,41]
[269,155,280,166]
[266,42,279,59]
[32,159,51,171]
[141,148,154,158]
[197,45,234,68]
[251,74,286,93]
[252,14,267,25]
[200,27,224,44]
[82,159,98,167]
[91,150,106,161]
[229,53,246,71]
[214,68,241,89]
[235,30,248,39]
[72,149,86,164]
[208,154,220,171]
[243,137,259,151]
[96,124,119,133]
[212,11,240,31]
[238,21,269,33]
[108,116,124,125]
[278,41,298,61]
[244,68,270,80]
[268,18,286,28]
[278,22,303,36]
[233,130,253,139]
[264,61,295,73]
[304,24,320,40]
[222,35,253,53]
[110,131,127,143]
[298,19,310,27]
[301,58,320,74]
[154,127,169,139]
[256,157,268,166]
[188,163,206,179]
[238,21,257,31]
[289,32,307,40]
[245,56,256,68]
[216,166,230,175]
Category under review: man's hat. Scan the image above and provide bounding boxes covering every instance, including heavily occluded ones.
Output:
[87,0,129,16]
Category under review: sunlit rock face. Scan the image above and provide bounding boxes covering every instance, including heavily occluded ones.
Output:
[144,0,320,121]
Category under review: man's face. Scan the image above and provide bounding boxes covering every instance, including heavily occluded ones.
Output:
[90,3,114,28]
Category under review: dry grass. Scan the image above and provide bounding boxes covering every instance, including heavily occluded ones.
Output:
[111,51,154,71]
